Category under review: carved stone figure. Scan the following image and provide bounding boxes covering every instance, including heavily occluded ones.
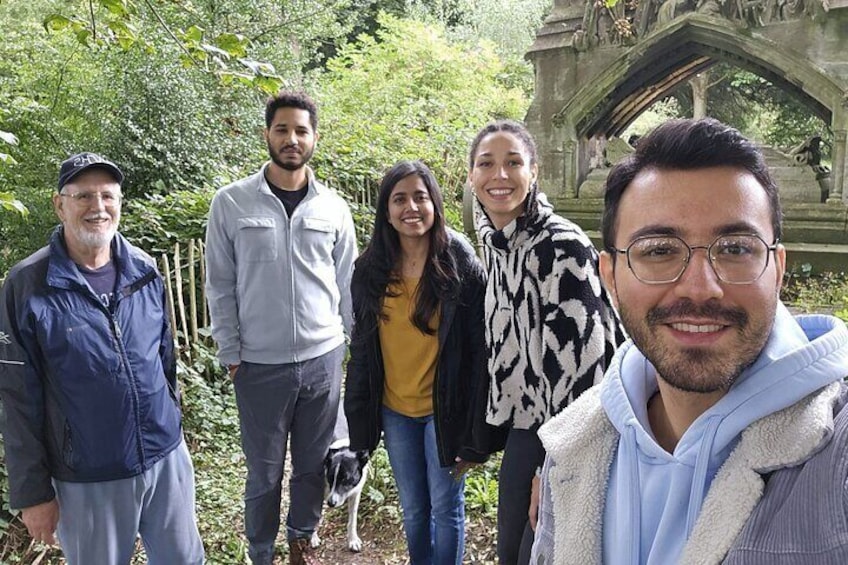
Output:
[788,135,825,167]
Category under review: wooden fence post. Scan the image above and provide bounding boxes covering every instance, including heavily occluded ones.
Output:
[173,242,191,362]
[199,240,209,331]
[160,253,179,352]
[188,240,199,344]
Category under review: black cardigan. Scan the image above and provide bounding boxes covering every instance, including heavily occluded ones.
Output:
[344,231,506,466]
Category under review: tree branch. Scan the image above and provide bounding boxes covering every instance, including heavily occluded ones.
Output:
[141,0,201,66]
[249,3,343,43]
[88,0,97,40]
[708,71,732,90]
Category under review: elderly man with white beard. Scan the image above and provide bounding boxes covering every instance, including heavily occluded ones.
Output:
[0,153,203,564]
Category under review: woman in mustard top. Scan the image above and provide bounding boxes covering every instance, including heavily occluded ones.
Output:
[345,160,505,564]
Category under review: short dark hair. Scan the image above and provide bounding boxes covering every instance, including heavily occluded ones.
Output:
[602,118,782,250]
[264,91,318,130]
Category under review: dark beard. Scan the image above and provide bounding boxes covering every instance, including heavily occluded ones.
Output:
[622,299,768,394]
[268,143,313,171]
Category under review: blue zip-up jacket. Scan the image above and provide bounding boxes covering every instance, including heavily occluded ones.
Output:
[0,227,182,509]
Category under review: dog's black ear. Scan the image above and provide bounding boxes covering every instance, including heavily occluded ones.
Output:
[357,450,370,465]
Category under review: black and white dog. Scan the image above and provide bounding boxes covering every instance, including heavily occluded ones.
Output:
[310,409,370,552]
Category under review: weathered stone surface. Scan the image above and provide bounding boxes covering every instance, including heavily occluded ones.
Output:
[526,6,848,204]
[521,2,848,270]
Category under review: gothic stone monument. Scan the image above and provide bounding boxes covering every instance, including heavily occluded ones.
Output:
[523,0,848,271]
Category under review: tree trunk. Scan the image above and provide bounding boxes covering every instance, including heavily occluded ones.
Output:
[690,72,709,119]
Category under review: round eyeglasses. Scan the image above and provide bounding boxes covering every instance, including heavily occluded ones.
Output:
[610,234,780,285]
[59,191,122,207]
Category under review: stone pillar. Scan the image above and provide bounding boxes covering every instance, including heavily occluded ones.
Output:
[829,98,847,204]
[558,119,579,199]
[831,129,846,204]
[563,138,578,198]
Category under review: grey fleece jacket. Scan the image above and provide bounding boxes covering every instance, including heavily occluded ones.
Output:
[205,163,357,366]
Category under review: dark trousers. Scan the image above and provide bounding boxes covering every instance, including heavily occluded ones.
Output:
[233,345,344,565]
[497,428,546,565]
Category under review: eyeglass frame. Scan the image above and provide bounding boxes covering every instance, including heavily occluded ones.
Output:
[608,233,781,285]
[58,190,123,206]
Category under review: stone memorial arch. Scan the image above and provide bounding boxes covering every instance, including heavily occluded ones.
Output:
[523,0,848,269]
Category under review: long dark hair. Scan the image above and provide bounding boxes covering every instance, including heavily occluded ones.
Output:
[354,160,458,336]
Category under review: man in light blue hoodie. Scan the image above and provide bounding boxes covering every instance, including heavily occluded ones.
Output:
[530,118,848,565]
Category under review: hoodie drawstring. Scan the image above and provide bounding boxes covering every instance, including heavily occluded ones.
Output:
[686,414,722,537]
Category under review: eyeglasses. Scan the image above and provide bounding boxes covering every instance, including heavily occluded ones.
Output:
[59,191,122,206]
[610,234,779,285]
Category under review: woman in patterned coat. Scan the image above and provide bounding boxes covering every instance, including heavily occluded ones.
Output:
[467,120,624,564]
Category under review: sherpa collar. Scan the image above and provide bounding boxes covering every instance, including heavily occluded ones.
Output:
[538,380,843,565]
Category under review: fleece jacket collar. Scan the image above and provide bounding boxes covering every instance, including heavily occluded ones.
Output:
[539,373,844,564]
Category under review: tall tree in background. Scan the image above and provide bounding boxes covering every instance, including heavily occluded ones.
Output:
[315,12,528,187]
[672,63,832,158]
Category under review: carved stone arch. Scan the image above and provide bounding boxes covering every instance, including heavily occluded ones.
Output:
[557,15,842,139]
[523,3,848,269]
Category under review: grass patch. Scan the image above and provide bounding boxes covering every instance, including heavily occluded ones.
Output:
[782,268,848,319]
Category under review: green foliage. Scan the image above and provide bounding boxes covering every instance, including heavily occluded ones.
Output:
[0,192,27,216]
[315,13,527,191]
[669,64,832,154]
[177,343,248,563]
[464,455,502,518]
[40,0,286,93]
[0,439,20,558]
[120,188,216,256]
[781,269,848,318]
[0,122,26,217]
[361,446,402,524]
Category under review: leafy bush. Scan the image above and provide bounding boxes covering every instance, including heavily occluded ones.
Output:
[314,13,528,191]
[121,188,217,256]
[781,269,848,319]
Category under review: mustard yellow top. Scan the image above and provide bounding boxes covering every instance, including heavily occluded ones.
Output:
[379,277,440,417]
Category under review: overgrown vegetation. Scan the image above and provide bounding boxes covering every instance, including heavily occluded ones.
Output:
[782,268,848,320]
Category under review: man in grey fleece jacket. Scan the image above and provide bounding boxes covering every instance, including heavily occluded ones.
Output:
[205,91,356,565]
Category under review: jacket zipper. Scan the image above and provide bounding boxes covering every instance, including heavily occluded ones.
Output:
[108,298,146,469]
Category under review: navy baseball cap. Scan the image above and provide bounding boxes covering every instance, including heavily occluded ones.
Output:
[58,152,124,191]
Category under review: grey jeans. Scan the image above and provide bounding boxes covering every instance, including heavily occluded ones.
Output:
[233,345,344,565]
[54,439,204,565]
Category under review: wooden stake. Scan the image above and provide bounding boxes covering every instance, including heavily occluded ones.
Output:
[199,240,208,332]
[188,240,198,344]
[160,254,178,352]
[173,242,191,361]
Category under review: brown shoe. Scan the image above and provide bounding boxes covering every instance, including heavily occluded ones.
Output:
[288,538,322,565]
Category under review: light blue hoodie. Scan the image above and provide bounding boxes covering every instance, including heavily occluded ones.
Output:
[600,302,848,564]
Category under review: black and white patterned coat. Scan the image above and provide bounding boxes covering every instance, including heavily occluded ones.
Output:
[477,193,624,431]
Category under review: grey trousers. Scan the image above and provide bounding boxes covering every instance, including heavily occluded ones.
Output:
[54,439,204,565]
[233,345,344,565]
